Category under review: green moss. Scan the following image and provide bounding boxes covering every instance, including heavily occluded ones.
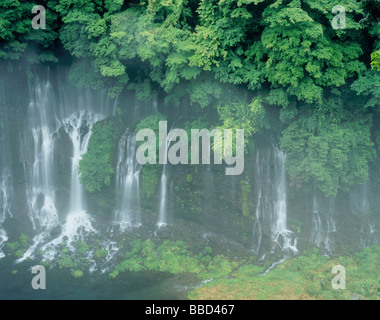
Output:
[289,218,302,235]
[95,249,108,259]
[71,270,84,278]
[119,259,144,272]
[233,265,264,278]
[11,270,18,275]
[203,246,212,255]
[75,241,89,255]
[189,246,380,300]
[60,255,75,268]
[135,113,167,149]
[110,239,238,281]
[186,173,193,183]
[111,239,206,278]
[6,242,19,252]
[198,255,233,280]
[15,250,25,258]
[19,234,30,247]
[109,270,119,279]
[79,118,119,193]
[141,165,159,202]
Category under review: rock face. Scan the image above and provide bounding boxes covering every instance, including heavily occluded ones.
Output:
[0,67,379,265]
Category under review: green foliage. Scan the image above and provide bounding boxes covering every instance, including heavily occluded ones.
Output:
[136,112,167,135]
[186,173,192,183]
[0,0,374,108]
[6,241,20,252]
[190,246,380,300]
[71,269,84,278]
[1,0,380,221]
[109,239,234,279]
[216,97,267,154]
[60,254,75,268]
[19,234,30,247]
[5,234,30,258]
[247,0,365,104]
[75,240,89,255]
[372,50,380,71]
[111,239,202,276]
[136,113,166,203]
[281,100,375,196]
[183,116,211,136]
[135,112,167,154]
[1,0,369,108]
[218,98,266,136]
[182,116,212,162]
[95,248,108,259]
[203,246,213,255]
[79,118,118,193]
[352,70,380,108]
[141,165,159,202]
[0,0,59,65]
[198,255,235,280]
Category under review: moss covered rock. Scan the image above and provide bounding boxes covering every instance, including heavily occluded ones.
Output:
[71,270,84,278]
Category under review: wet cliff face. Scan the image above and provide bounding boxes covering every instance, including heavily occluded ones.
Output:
[0,67,379,269]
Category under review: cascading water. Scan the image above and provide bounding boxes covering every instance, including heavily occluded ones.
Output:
[158,169,168,227]
[252,146,297,256]
[360,223,377,247]
[114,130,141,229]
[252,150,266,255]
[157,134,171,227]
[17,72,115,263]
[61,111,101,238]
[350,182,370,215]
[0,80,12,258]
[0,172,11,258]
[39,111,102,259]
[271,148,297,254]
[17,78,63,263]
[310,194,336,252]
[350,182,378,247]
[22,79,59,230]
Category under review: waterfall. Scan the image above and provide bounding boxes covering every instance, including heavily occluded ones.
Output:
[41,111,102,254]
[22,80,59,230]
[360,223,377,247]
[252,150,265,255]
[0,171,11,258]
[350,182,370,215]
[252,146,297,256]
[350,182,378,247]
[157,134,171,227]
[271,148,297,254]
[157,168,168,227]
[16,72,114,262]
[310,194,336,252]
[114,130,141,229]
[61,111,101,234]
[0,80,12,258]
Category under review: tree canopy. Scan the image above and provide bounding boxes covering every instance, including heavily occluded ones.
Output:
[1,0,380,196]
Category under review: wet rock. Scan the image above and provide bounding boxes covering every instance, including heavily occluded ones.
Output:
[51,225,62,236]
